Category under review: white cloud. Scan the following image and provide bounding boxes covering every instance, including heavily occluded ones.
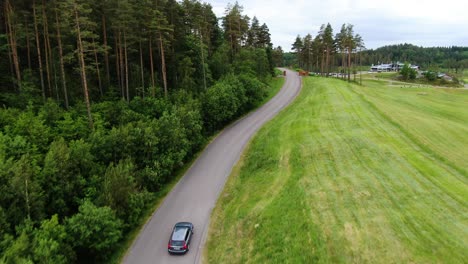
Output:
[207,0,468,50]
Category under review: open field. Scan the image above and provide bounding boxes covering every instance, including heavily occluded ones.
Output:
[205,77,468,263]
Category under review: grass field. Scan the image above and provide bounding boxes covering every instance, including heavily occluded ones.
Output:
[205,77,468,263]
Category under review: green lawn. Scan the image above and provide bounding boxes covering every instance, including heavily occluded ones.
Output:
[205,77,468,263]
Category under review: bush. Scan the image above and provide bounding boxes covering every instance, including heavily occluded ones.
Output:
[424,71,437,81]
[400,63,417,80]
[202,76,245,132]
[126,190,154,227]
[33,215,74,264]
[66,201,122,261]
[99,159,136,221]
[238,74,267,111]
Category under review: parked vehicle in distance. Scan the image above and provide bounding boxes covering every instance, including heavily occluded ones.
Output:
[167,222,194,254]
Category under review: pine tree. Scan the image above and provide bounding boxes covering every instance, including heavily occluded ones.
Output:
[68,0,95,129]
[335,24,347,79]
[302,34,313,71]
[149,3,172,97]
[322,23,334,76]
[291,35,303,68]
[246,16,260,47]
[345,24,355,81]
[33,0,46,100]
[52,0,69,108]
[4,0,21,91]
[222,2,250,59]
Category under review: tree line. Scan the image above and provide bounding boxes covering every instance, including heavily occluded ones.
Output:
[287,26,468,78]
[289,23,364,81]
[0,0,276,263]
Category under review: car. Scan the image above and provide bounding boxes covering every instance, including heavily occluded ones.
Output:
[167,222,194,254]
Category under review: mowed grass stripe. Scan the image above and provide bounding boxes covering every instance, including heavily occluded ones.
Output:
[355,83,468,175]
[205,77,467,263]
[353,84,468,205]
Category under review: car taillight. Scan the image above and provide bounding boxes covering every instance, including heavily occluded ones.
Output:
[182,242,187,250]
[168,242,171,249]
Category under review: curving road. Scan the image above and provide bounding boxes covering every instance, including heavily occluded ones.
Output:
[122,68,302,264]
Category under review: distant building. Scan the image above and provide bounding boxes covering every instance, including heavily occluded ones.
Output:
[370,62,419,72]
[370,64,392,72]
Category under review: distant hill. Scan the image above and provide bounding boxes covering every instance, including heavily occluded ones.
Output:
[361,43,468,71]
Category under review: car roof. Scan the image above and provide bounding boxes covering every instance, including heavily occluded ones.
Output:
[171,226,188,241]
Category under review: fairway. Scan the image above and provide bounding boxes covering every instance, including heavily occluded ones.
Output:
[205,77,468,263]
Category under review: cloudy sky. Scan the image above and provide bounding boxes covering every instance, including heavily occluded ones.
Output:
[208,0,468,51]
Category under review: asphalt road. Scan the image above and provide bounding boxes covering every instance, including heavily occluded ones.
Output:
[122,68,302,264]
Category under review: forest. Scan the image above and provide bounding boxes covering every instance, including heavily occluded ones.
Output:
[0,0,280,263]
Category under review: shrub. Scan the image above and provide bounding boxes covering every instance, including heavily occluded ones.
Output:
[400,63,417,80]
[202,76,244,132]
[66,201,122,260]
[238,74,267,111]
[424,71,437,81]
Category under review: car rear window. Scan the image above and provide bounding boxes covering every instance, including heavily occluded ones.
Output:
[171,227,188,241]
[171,240,184,246]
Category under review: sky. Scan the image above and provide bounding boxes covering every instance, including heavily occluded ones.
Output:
[207,0,468,51]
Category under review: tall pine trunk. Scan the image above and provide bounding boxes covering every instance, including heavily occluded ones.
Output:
[52,51,59,101]
[4,4,15,90]
[54,7,68,109]
[73,2,94,129]
[25,18,32,71]
[92,37,103,97]
[320,51,325,76]
[42,0,52,97]
[159,32,168,97]
[359,49,362,85]
[200,31,207,90]
[115,31,121,95]
[119,31,125,99]
[124,31,129,102]
[348,47,352,82]
[149,36,155,97]
[139,40,145,97]
[102,14,110,86]
[5,0,22,91]
[33,0,46,100]
[354,51,358,81]
[341,49,346,80]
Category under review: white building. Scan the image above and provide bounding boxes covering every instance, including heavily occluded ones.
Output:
[370,62,419,72]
